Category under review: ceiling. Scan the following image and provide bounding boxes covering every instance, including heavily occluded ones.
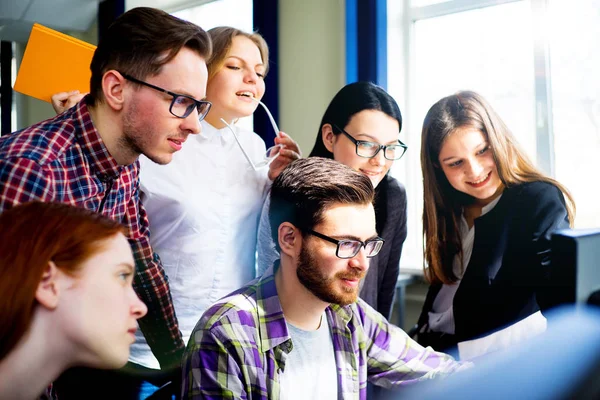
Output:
[0,0,100,43]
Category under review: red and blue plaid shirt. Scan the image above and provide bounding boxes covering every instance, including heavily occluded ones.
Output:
[0,98,184,368]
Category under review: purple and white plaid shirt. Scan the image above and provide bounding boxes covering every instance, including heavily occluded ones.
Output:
[0,98,183,367]
[182,265,466,399]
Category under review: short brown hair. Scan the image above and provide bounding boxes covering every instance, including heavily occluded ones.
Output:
[88,7,212,105]
[269,158,374,247]
[207,27,269,81]
[0,202,127,360]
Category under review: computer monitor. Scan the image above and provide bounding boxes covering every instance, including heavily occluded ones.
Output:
[395,306,600,400]
[550,228,600,306]
[385,229,600,400]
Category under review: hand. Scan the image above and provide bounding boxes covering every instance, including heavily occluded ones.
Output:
[51,90,86,114]
[268,131,302,181]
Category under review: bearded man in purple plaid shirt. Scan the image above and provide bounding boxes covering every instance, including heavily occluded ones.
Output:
[0,7,212,397]
[183,158,468,399]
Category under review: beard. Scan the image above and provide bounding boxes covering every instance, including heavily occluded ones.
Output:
[296,243,365,306]
[121,100,172,165]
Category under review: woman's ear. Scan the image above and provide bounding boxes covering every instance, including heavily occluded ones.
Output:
[35,261,61,310]
[102,70,126,111]
[321,124,336,153]
[278,222,299,257]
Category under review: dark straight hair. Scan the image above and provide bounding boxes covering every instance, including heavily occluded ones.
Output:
[309,81,402,158]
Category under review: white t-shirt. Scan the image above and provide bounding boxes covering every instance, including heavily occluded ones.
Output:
[130,120,271,368]
[279,315,338,400]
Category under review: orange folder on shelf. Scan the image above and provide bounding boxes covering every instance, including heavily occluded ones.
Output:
[14,23,97,103]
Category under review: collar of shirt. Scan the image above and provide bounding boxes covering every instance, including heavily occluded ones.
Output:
[198,120,236,144]
[248,263,355,383]
[453,194,503,277]
[481,193,503,215]
[185,260,466,399]
[255,263,353,354]
[458,193,503,240]
[74,98,122,180]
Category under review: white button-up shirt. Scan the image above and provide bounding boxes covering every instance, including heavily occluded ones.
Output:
[129,121,270,368]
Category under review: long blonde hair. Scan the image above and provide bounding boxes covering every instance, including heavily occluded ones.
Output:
[421,91,575,285]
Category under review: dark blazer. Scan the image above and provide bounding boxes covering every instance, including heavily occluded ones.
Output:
[417,181,569,347]
[360,175,408,319]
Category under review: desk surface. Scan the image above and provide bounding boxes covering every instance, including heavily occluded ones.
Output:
[400,264,424,276]
[397,273,418,286]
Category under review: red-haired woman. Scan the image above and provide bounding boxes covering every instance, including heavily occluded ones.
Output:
[0,202,147,399]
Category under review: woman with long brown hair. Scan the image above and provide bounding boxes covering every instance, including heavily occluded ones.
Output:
[416,91,575,357]
[0,202,147,400]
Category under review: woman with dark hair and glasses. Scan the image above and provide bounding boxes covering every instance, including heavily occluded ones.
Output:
[257,81,408,320]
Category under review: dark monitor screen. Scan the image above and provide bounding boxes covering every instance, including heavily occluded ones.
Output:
[396,306,600,400]
[551,228,600,305]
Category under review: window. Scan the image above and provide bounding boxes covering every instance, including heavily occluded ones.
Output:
[388,0,600,272]
[413,2,536,159]
[172,0,253,32]
[549,0,600,228]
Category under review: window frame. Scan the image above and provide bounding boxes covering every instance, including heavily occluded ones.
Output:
[387,0,555,274]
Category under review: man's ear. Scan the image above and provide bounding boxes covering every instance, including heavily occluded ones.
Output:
[35,261,61,310]
[278,222,300,257]
[321,124,335,153]
[102,70,126,111]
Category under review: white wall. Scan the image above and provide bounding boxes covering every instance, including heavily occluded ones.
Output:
[278,0,346,155]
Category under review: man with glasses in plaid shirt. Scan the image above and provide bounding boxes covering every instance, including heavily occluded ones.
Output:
[0,7,212,397]
[183,158,467,399]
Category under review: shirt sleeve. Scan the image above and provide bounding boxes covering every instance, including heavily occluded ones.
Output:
[359,301,469,388]
[0,157,54,209]
[182,321,247,399]
[125,174,185,369]
[527,183,570,311]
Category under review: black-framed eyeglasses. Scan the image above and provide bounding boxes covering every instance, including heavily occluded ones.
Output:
[121,73,212,122]
[333,124,407,161]
[307,229,385,259]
